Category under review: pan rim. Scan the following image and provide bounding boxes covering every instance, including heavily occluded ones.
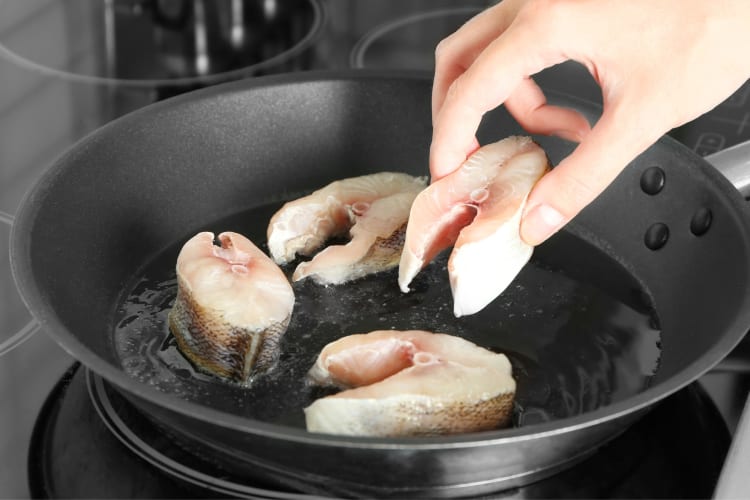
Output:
[10,69,750,449]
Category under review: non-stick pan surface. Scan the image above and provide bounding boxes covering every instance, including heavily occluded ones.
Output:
[11,71,750,497]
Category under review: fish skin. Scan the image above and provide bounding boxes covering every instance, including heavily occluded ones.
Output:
[305,330,515,437]
[306,385,515,437]
[168,288,289,381]
[168,231,294,383]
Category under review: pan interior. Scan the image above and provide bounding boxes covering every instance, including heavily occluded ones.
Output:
[112,200,661,431]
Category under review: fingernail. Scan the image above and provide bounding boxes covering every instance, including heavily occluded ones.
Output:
[521,204,566,246]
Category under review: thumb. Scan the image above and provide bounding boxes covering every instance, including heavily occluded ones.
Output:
[520,110,657,246]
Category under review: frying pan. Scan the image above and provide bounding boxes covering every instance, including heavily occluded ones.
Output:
[11,71,750,498]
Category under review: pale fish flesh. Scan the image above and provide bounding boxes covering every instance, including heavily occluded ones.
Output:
[168,231,294,383]
[305,330,515,437]
[399,136,550,317]
[292,190,418,284]
[267,172,426,284]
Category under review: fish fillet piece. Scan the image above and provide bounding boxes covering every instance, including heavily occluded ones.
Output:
[292,191,418,284]
[399,136,550,317]
[267,172,426,266]
[305,330,515,437]
[168,231,294,383]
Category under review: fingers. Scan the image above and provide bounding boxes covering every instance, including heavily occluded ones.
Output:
[428,76,593,182]
[504,77,591,142]
[430,15,566,179]
[428,0,750,247]
[520,106,658,246]
[432,2,521,123]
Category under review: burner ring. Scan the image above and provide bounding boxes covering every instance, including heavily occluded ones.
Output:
[29,365,730,498]
[0,0,325,88]
[350,7,482,70]
[1,211,40,357]
[85,368,326,499]
[0,211,13,225]
[0,319,40,357]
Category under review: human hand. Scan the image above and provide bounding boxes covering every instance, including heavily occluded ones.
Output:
[431,0,750,245]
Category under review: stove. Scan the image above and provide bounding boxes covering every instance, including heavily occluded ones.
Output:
[1,1,749,498]
[28,363,730,498]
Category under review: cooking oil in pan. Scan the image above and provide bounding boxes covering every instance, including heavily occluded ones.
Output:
[113,203,662,430]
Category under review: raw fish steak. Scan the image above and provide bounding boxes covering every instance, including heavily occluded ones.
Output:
[168,231,294,383]
[305,330,515,437]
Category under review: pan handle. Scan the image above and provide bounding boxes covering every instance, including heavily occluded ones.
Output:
[706,141,750,499]
[704,139,750,198]
[713,391,750,499]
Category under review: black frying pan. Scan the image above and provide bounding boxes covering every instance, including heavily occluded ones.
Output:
[11,71,750,498]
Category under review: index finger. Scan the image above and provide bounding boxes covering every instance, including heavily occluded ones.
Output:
[430,23,563,179]
[432,2,521,123]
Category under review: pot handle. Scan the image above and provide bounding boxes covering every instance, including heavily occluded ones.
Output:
[704,139,750,198]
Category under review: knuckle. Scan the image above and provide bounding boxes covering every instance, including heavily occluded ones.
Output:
[445,76,462,102]
[443,78,463,111]
[554,170,602,218]
[516,0,551,22]
[434,36,457,67]
[516,0,573,40]
[521,0,569,18]
[445,76,480,115]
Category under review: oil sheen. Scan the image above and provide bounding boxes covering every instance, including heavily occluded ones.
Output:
[113,202,662,430]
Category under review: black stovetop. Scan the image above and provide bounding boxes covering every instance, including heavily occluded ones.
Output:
[1,1,749,498]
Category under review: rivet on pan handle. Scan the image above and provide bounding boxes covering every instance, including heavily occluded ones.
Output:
[704,139,750,198]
